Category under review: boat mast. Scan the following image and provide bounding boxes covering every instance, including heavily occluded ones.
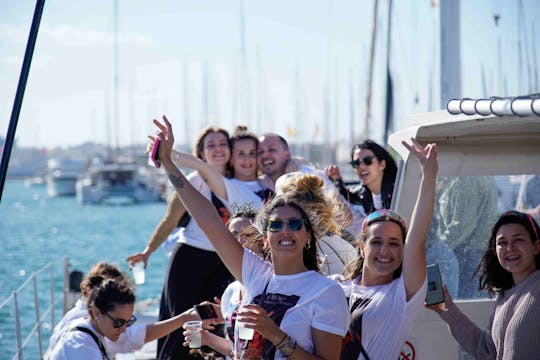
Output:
[0,0,45,202]
[364,0,379,138]
[113,0,120,160]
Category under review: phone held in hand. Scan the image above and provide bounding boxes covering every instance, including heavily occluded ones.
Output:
[425,264,445,306]
[195,304,218,320]
[149,138,161,168]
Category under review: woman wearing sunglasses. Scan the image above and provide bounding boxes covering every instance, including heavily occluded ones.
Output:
[427,211,540,359]
[330,138,438,359]
[153,116,350,359]
[325,140,398,216]
[49,278,136,359]
[48,262,206,360]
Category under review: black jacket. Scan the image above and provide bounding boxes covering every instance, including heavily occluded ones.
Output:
[332,177,394,215]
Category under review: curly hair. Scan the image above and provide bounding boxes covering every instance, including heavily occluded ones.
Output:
[80,262,130,298]
[350,140,398,186]
[476,211,540,297]
[256,196,319,272]
[277,173,348,238]
[87,278,135,314]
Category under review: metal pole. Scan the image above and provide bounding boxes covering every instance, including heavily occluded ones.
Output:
[32,275,44,358]
[0,0,45,202]
[14,292,23,360]
[50,264,55,329]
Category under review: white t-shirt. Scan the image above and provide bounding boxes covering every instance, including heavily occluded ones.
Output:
[48,318,110,360]
[47,299,146,358]
[237,250,350,359]
[371,192,382,210]
[222,178,264,213]
[221,280,245,360]
[329,274,427,360]
[174,172,219,251]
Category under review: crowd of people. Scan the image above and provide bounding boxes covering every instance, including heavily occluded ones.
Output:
[47,115,540,360]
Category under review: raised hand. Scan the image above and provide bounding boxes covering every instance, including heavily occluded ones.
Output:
[402,137,438,178]
[153,115,175,164]
[324,165,342,180]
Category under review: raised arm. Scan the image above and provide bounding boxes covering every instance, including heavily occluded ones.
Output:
[170,147,228,200]
[154,116,244,281]
[127,192,186,268]
[401,138,438,300]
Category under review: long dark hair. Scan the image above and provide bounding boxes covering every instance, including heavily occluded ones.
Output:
[257,197,319,272]
[350,140,398,186]
[477,211,540,297]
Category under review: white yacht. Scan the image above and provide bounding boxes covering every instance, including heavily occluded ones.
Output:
[46,158,85,197]
[76,162,161,205]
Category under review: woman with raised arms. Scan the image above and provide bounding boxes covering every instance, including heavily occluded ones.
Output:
[331,138,438,360]
[153,116,350,360]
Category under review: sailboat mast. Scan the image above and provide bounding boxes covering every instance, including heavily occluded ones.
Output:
[364,0,379,138]
[113,0,120,159]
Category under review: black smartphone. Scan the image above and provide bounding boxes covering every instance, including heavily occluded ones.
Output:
[149,138,161,168]
[195,304,218,320]
[425,264,445,305]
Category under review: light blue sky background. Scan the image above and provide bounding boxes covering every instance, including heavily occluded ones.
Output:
[1,0,539,148]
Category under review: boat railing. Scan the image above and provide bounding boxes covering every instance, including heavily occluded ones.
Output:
[0,259,74,360]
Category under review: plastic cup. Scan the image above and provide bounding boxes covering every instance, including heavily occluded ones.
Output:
[237,305,254,340]
[132,262,145,285]
[185,320,202,348]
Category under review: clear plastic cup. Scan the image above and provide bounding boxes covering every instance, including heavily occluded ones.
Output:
[237,305,254,340]
[132,262,145,285]
[185,320,202,348]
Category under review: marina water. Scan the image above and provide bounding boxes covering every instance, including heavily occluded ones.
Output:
[0,180,168,358]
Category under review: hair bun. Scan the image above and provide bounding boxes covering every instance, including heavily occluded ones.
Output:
[233,125,248,136]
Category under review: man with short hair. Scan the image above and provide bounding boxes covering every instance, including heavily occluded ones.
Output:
[257,133,291,186]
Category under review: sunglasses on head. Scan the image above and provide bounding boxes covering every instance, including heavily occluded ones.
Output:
[102,311,137,328]
[361,209,408,234]
[267,218,304,232]
[350,155,374,168]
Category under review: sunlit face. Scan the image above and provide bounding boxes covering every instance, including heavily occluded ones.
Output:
[228,216,262,254]
[257,135,291,180]
[231,138,258,181]
[201,132,230,168]
[361,221,404,284]
[92,302,135,342]
[495,223,540,284]
[264,206,309,260]
[353,148,385,191]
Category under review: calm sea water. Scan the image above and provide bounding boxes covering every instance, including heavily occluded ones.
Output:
[0,179,169,358]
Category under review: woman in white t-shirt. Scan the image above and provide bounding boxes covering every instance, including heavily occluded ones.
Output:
[154,116,350,359]
[169,125,271,215]
[330,138,438,360]
[49,279,136,360]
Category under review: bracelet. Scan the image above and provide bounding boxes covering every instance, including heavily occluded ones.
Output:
[275,333,288,348]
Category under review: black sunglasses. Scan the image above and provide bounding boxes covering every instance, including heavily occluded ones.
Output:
[350,155,374,168]
[102,311,137,328]
[267,218,304,232]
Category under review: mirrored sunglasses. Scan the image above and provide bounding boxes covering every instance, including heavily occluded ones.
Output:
[267,218,304,232]
[350,155,374,168]
[103,311,137,328]
[361,209,408,234]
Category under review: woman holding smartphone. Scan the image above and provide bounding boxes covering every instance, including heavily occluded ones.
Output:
[153,116,350,359]
[331,138,438,360]
[427,211,540,359]
[128,124,234,360]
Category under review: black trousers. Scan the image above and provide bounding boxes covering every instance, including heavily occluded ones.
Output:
[157,243,233,360]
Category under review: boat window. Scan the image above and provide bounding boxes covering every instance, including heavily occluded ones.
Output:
[428,174,538,300]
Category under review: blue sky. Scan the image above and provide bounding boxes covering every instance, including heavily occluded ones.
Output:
[1,0,539,149]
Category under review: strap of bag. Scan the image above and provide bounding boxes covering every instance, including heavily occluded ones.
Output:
[70,326,110,360]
